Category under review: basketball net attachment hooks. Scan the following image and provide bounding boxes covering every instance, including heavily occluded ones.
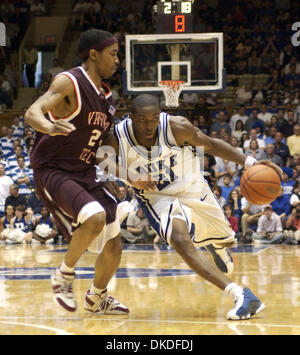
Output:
[159,80,185,107]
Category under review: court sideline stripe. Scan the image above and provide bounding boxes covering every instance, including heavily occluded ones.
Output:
[0,316,299,330]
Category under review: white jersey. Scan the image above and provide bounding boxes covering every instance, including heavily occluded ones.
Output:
[114,113,234,245]
[115,112,205,195]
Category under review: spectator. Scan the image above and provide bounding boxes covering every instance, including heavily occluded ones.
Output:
[248,50,262,74]
[271,187,291,226]
[4,184,27,211]
[11,156,34,198]
[32,206,58,244]
[281,167,295,203]
[252,205,284,244]
[117,185,131,203]
[231,119,246,141]
[47,58,64,78]
[243,129,266,151]
[89,0,101,15]
[284,202,300,244]
[264,126,278,145]
[229,105,249,131]
[245,139,265,160]
[23,41,38,87]
[6,145,30,177]
[287,124,300,156]
[0,73,12,98]
[27,189,43,216]
[228,188,243,221]
[182,92,198,106]
[210,111,231,136]
[223,204,239,233]
[0,127,14,159]
[263,144,283,166]
[235,83,253,105]
[30,0,46,16]
[283,56,300,75]
[244,109,264,133]
[267,99,279,115]
[283,64,300,87]
[240,196,265,240]
[257,103,273,126]
[252,83,267,103]
[220,174,234,203]
[280,110,296,138]
[0,163,13,218]
[0,205,14,238]
[274,131,291,166]
[11,115,24,140]
[212,186,226,208]
[121,207,156,244]
[290,181,300,208]
[191,96,211,126]
[211,101,228,119]
[71,0,88,29]
[203,154,216,189]
[4,204,33,244]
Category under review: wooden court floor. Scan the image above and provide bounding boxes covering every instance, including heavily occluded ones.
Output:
[0,242,299,335]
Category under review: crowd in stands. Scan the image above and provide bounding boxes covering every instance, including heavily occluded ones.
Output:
[0,0,300,245]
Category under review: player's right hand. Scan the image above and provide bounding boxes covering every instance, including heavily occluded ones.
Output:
[48,121,76,136]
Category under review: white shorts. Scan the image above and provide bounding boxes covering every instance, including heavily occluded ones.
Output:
[135,182,235,246]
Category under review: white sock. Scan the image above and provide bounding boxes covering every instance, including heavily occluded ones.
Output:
[224,282,243,298]
[90,284,107,296]
[59,261,75,274]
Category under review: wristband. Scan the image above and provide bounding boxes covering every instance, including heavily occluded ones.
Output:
[244,156,257,169]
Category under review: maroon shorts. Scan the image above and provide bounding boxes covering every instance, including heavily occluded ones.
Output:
[33,167,117,240]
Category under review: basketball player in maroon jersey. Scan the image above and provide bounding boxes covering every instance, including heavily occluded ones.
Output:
[25,29,155,314]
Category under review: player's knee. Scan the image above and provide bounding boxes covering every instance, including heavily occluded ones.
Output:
[83,211,106,239]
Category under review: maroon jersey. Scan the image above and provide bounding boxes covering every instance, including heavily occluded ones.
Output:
[30,66,116,173]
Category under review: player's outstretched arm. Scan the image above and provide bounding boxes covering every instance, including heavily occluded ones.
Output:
[170,115,247,165]
[170,116,283,178]
[24,75,76,136]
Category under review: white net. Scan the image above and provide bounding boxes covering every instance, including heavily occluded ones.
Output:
[159,81,185,107]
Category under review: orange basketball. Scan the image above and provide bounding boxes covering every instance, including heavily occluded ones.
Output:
[240,164,281,205]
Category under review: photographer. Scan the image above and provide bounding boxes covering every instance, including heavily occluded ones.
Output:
[252,206,284,244]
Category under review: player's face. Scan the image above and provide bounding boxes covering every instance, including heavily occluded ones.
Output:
[96,43,119,79]
[131,105,160,141]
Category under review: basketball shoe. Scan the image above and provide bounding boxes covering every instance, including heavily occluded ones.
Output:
[205,244,234,276]
[51,267,77,312]
[227,287,265,320]
[84,288,129,315]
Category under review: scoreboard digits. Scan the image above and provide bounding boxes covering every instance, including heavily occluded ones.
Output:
[156,1,193,34]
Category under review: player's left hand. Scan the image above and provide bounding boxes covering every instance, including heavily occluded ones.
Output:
[256,160,284,180]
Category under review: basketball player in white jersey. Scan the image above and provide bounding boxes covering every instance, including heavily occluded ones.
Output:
[97,94,282,320]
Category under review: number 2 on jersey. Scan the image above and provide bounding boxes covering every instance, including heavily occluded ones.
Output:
[88,129,102,147]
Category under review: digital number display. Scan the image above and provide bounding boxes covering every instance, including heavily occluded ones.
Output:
[157,1,192,14]
[175,15,185,32]
[156,14,192,33]
[156,1,193,34]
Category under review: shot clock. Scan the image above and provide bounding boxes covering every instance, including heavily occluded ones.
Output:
[155,0,193,33]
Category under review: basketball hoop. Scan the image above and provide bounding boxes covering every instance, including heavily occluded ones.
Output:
[159,80,185,107]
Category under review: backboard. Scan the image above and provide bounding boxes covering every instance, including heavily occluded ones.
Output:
[124,33,225,95]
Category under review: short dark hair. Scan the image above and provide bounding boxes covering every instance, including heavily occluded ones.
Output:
[131,94,160,114]
[77,29,115,62]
